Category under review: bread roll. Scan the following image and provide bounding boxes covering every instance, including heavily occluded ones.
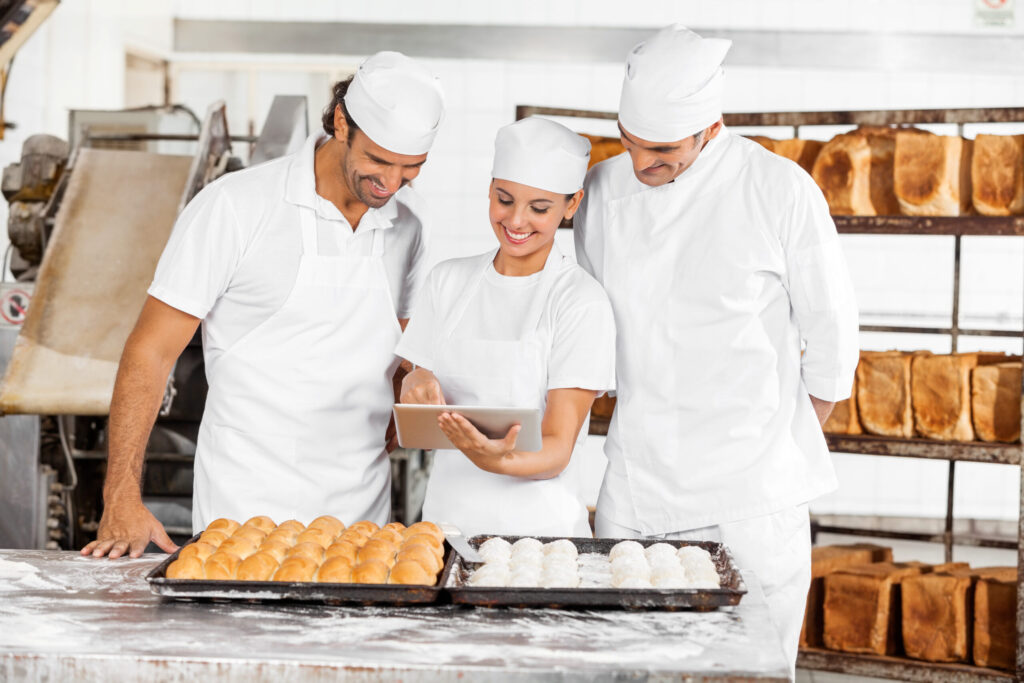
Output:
[231,526,268,545]
[204,551,242,580]
[351,560,390,584]
[273,555,318,582]
[258,539,290,563]
[972,134,1024,216]
[198,529,228,547]
[205,518,240,535]
[276,519,305,533]
[166,556,205,579]
[403,521,444,542]
[237,551,280,581]
[177,541,217,563]
[316,556,354,583]
[348,520,380,535]
[382,521,406,534]
[287,541,326,563]
[894,132,972,216]
[307,515,345,537]
[242,515,276,533]
[388,560,434,585]
[325,540,359,563]
[405,533,444,558]
[357,539,397,567]
[217,536,257,560]
[372,528,404,546]
[296,527,335,549]
[338,529,370,547]
[265,528,299,546]
[396,544,443,574]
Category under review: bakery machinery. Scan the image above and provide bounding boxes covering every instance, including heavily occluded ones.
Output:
[0,96,430,551]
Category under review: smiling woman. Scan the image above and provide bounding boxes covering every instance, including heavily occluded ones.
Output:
[394,116,617,538]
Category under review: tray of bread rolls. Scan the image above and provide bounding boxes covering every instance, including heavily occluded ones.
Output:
[146,516,454,605]
[446,536,746,611]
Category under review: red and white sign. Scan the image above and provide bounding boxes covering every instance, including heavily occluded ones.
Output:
[976,0,1015,26]
[0,288,31,325]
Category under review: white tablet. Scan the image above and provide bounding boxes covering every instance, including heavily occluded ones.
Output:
[393,404,543,452]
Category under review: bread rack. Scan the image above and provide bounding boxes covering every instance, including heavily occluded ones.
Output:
[516,104,1024,682]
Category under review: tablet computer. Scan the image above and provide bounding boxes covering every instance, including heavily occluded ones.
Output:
[393,404,543,452]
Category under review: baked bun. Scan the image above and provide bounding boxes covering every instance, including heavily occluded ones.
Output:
[178,541,217,563]
[325,540,359,563]
[403,521,444,542]
[396,544,442,574]
[265,528,299,546]
[206,518,240,535]
[338,529,370,548]
[231,526,268,545]
[348,520,380,535]
[388,560,434,586]
[372,528,404,546]
[242,515,276,532]
[273,556,318,582]
[351,560,389,584]
[383,521,406,534]
[217,537,257,559]
[296,527,335,549]
[276,519,306,534]
[316,556,354,583]
[287,541,326,563]
[237,551,280,581]
[357,539,397,567]
[405,533,444,557]
[307,515,345,537]
[258,539,291,563]
[166,556,205,579]
[204,551,241,580]
[198,529,228,547]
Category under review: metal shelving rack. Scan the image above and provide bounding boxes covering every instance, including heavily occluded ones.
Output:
[516,104,1024,682]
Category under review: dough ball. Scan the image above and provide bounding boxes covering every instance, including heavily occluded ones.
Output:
[204,551,242,580]
[388,560,435,585]
[206,518,240,535]
[276,519,306,534]
[372,527,405,547]
[650,565,687,588]
[316,556,354,583]
[348,520,381,536]
[325,540,359,564]
[610,554,650,579]
[644,543,678,563]
[508,553,542,574]
[468,564,509,587]
[231,526,268,545]
[479,537,513,562]
[217,536,257,560]
[273,555,318,582]
[676,545,713,564]
[508,570,540,588]
[351,560,390,584]
[648,554,682,572]
[542,539,578,560]
[356,539,397,567]
[683,567,721,589]
[540,569,580,588]
[287,541,326,564]
[237,551,279,581]
[403,521,444,543]
[198,529,228,547]
[396,544,443,574]
[511,537,543,555]
[612,575,653,589]
[608,540,645,561]
[242,515,276,533]
[166,556,204,580]
[258,539,291,563]
[177,541,217,563]
[307,515,345,537]
[296,527,335,549]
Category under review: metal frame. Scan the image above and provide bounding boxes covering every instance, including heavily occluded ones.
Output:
[516,104,1024,681]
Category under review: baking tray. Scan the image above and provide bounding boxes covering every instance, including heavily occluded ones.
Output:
[446,536,746,611]
[146,535,455,606]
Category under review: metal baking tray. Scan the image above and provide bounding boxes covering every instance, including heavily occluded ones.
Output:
[446,536,746,611]
[146,535,455,606]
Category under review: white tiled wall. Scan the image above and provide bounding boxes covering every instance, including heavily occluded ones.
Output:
[2,1,1022,524]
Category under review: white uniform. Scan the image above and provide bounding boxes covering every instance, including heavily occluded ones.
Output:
[149,133,429,530]
[575,128,858,671]
[396,244,616,538]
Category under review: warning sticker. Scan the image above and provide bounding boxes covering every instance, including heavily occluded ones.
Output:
[0,289,30,325]
[976,0,1015,27]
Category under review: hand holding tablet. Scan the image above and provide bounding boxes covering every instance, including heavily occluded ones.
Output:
[392,404,543,451]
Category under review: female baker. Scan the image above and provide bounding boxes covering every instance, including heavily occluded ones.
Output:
[396,116,616,537]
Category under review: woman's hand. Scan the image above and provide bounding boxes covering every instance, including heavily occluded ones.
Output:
[438,412,520,473]
[400,368,445,405]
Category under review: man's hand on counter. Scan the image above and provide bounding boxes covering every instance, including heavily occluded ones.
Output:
[81,500,179,559]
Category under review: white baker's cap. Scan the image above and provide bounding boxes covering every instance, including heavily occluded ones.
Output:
[491,117,591,194]
[618,25,732,142]
[343,51,445,155]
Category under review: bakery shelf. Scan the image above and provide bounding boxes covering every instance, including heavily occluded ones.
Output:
[797,648,1014,683]
[825,434,1020,465]
[834,215,1024,237]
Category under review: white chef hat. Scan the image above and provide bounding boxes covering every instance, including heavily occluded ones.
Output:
[618,25,732,142]
[344,51,445,155]
[491,117,591,194]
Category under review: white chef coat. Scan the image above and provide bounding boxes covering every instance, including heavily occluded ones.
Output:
[575,128,859,535]
[396,244,616,537]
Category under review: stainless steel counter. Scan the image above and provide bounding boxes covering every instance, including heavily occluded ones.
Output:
[0,550,790,681]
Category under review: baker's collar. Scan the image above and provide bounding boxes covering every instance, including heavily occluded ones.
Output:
[284,132,399,227]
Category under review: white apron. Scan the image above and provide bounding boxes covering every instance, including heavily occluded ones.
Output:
[192,198,400,531]
[421,246,591,538]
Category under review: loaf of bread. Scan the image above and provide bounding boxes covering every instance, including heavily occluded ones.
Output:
[894,132,973,216]
[823,374,861,435]
[801,544,893,648]
[813,132,874,215]
[582,134,626,169]
[911,353,980,441]
[772,139,824,175]
[972,362,1022,443]
[857,351,922,437]
[901,568,975,662]
[972,134,1024,216]
[974,567,1018,670]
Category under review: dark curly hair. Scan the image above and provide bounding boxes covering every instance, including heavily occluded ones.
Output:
[321,76,360,142]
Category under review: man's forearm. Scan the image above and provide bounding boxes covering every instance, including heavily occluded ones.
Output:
[809,394,835,428]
